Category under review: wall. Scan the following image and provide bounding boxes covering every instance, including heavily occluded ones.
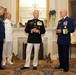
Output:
[0,0,11,11]
[0,0,16,23]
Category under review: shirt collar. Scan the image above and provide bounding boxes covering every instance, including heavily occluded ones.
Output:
[63,16,67,19]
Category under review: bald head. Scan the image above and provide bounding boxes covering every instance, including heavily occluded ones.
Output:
[60,9,67,18]
[33,10,39,19]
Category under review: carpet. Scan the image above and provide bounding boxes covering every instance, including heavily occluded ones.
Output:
[0,60,76,75]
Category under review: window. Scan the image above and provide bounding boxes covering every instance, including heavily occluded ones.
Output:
[19,0,46,25]
[16,0,49,27]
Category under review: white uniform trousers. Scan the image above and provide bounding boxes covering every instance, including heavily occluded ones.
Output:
[3,41,13,62]
[24,43,40,67]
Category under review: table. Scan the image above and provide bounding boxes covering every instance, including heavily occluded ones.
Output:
[69,43,76,59]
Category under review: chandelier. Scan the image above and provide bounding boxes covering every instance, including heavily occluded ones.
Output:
[32,0,38,10]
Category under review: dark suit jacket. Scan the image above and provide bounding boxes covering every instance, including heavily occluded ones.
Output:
[25,19,46,43]
[0,16,5,41]
[56,17,75,45]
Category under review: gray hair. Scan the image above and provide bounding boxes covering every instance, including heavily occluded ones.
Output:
[0,6,4,10]
[33,10,39,13]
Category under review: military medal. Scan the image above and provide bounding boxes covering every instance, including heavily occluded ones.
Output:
[37,21,42,26]
[34,23,36,28]
[11,23,13,26]
[30,21,33,25]
[63,21,68,34]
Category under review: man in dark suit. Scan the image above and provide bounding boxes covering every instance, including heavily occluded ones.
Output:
[0,6,5,70]
[21,10,45,70]
[56,9,75,72]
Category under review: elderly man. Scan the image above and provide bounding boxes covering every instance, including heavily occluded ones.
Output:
[3,12,14,65]
[0,6,5,70]
[56,9,75,72]
[21,10,46,70]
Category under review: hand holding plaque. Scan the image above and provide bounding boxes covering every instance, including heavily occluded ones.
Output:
[63,21,68,34]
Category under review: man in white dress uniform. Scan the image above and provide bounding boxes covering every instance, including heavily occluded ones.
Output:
[3,12,14,65]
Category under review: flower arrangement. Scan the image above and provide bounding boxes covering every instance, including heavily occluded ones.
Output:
[49,10,56,17]
[49,10,56,27]
[44,18,47,23]
[44,18,47,27]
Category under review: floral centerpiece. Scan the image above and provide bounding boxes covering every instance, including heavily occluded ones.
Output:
[49,10,56,17]
[49,10,56,27]
[44,18,47,27]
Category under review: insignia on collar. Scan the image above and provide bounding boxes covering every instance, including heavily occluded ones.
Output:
[37,21,42,26]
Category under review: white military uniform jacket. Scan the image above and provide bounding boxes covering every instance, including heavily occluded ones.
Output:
[4,19,13,41]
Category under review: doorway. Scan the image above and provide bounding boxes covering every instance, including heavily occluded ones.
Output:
[69,0,76,27]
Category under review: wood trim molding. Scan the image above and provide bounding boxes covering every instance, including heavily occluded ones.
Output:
[68,0,70,17]
[3,8,7,20]
[46,0,49,28]
[16,0,19,24]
